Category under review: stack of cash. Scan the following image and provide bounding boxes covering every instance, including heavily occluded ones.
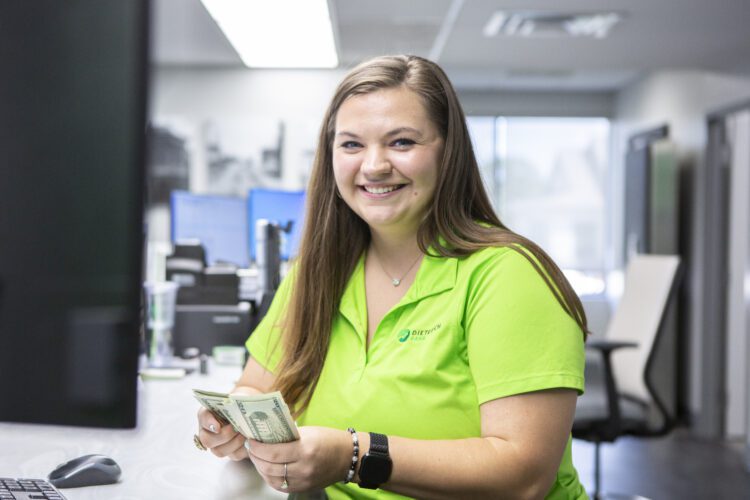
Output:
[193,389,299,444]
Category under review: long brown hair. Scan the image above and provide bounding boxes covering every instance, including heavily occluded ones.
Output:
[273,55,589,415]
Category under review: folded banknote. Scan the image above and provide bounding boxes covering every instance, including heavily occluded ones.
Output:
[193,388,299,444]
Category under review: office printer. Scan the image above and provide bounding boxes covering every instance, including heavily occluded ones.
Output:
[166,220,288,356]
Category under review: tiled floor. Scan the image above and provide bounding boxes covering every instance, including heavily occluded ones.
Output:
[572,429,750,499]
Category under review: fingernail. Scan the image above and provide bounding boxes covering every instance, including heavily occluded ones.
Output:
[244,440,251,451]
[209,424,217,434]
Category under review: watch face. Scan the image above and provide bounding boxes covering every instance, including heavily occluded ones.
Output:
[360,453,393,484]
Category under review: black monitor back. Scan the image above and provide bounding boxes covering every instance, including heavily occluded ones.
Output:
[0,0,149,428]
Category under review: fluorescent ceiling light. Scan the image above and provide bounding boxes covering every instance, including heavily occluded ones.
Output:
[564,13,622,39]
[482,12,507,38]
[200,0,338,68]
[483,11,624,39]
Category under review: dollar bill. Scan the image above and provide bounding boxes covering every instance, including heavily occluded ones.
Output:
[193,388,299,443]
[230,392,300,443]
[192,388,253,438]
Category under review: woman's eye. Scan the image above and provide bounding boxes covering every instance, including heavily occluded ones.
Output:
[392,138,416,148]
[340,141,362,149]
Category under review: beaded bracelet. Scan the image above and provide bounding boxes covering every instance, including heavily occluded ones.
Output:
[344,427,359,483]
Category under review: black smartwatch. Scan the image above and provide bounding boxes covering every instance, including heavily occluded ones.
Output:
[358,432,393,489]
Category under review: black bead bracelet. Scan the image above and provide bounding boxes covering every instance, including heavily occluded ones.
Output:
[344,427,359,483]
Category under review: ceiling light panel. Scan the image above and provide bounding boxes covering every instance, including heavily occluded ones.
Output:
[483,11,624,39]
[200,0,339,68]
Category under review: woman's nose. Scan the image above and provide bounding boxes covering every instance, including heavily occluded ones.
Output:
[362,148,391,177]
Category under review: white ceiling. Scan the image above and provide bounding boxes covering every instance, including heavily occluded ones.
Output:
[153,0,750,91]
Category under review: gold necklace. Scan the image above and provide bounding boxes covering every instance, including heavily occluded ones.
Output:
[372,251,422,287]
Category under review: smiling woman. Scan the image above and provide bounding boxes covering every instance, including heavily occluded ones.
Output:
[196,55,590,500]
[332,86,442,240]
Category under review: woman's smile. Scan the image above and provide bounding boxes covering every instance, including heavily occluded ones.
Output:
[360,183,407,197]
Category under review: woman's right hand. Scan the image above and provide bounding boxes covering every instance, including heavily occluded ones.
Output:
[196,407,247,461]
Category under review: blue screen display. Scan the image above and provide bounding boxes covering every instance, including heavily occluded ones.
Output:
[247,188,306,261]
[170,191,249,267]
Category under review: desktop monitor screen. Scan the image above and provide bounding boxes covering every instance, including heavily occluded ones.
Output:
[0,0,148,428]
[247,188,306,261]
[171,191,250,268]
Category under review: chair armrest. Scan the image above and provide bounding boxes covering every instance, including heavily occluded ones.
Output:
[586,339,638,354]
[585,340,638,431]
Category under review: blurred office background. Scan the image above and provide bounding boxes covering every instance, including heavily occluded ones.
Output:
[146,0,750,497]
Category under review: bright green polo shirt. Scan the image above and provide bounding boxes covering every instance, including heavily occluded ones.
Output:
[247,245,587,499]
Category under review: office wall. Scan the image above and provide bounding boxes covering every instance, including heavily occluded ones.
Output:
[151,66,346,190]
[611,69,750,433]
[152,67,345,121]
[148,67,346,244]
[458,89,614,118]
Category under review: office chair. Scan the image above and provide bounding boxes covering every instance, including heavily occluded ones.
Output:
[573,254,681,499]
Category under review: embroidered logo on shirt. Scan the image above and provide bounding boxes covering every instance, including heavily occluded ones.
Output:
[396,323,442,343]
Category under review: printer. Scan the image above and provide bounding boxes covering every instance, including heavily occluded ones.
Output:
[165,220,288,356]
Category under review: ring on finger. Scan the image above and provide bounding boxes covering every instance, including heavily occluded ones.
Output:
[193,433,207,451]
[280,462,289,490]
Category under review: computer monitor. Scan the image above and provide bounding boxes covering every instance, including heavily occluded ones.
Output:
[247,188,306,261]
[0,0,149,428]
[171,191,250,268]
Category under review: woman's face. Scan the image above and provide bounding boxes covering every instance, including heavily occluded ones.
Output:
[332,86,443,237]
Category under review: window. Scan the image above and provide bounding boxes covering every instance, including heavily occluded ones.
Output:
[468,116,610,296]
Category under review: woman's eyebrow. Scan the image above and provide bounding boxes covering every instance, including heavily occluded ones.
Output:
[335,131,360,139]
[385,127,423,138]
[335,127,423,139]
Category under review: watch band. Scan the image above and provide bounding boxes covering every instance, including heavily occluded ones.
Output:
[358,432,392,489]
[368,432,389,454]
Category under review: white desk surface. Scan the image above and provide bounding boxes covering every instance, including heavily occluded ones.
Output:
[0,361,288,500]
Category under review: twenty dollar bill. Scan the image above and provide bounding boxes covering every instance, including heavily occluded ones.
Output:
[193,388,299,443]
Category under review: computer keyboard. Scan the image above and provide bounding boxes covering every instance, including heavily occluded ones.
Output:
[0,478,66,500]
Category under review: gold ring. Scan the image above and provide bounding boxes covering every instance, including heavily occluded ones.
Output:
[280,462,289,490]
[193,433,207,451]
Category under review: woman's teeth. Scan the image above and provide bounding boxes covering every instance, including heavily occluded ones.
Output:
[364,185,400,194]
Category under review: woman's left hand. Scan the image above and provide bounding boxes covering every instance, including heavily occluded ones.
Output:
[246,426,351,493]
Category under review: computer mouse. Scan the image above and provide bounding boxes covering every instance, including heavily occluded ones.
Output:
[47,454,122,489]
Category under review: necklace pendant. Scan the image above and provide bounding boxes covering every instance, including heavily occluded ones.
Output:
[392,278,401,287]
